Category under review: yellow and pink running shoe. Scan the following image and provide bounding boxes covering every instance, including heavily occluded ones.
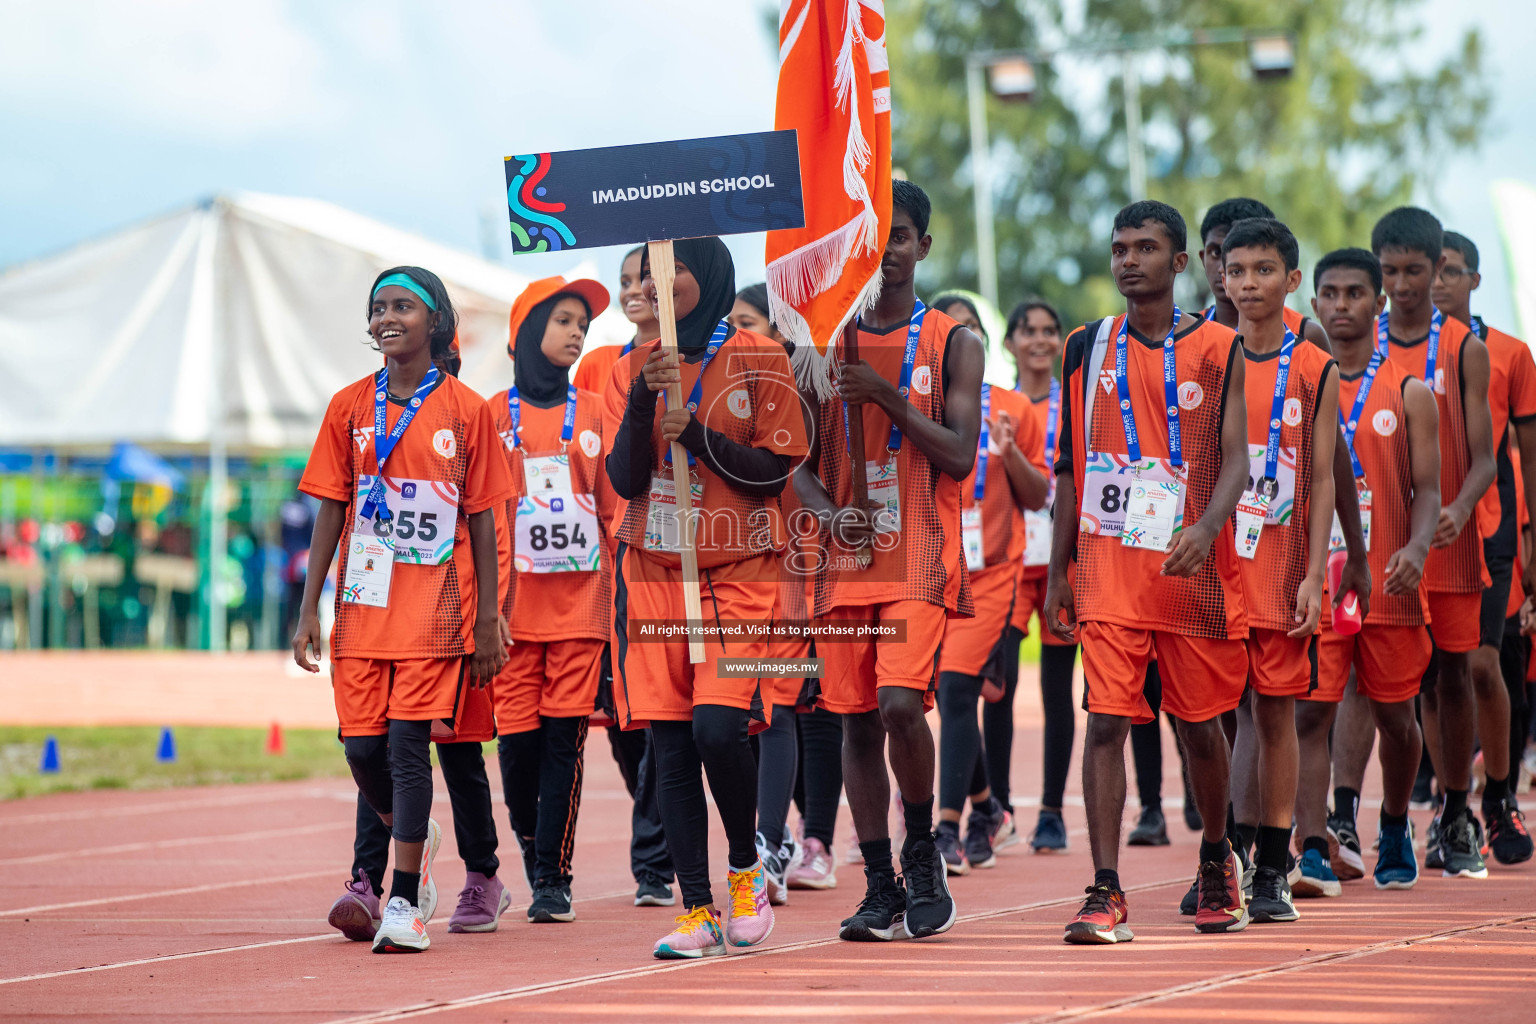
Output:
[653,906,726,960]
[724,861,775,947]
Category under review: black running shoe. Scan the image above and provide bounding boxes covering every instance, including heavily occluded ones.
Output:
[1248,865,1299,923]
[1440,809,1489,878]
[1424,813,1445,871]
[1410,760,1436,811]
[964,807,999,869]
[516,834,537,893]
[1127,805,1169,846]
[1486,798,1534,865]
[527,883,574,922]
[900,837,956,939]
[634,875,676,907]
[838,870,905,942]
[1326,813,1365,880]
[1178,877,1199,916]
[935,822,970,875]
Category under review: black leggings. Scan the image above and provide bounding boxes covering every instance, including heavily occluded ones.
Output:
[651,706,759,909]
[1129,662,1164,809]
[497,715,588,888]
[606,725,674,883]
[756,706,799,851]
[1036,643,1079,810]
[938,671,989,813]
[344,718,432,844]
[982,627,1028,808]
[792,706,844,848]
[1501,618,1529,789]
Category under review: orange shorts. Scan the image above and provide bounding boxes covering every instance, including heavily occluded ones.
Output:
[613,545,774,730]
[817,600,947,715]
[940,560,1019,676]
[491,637,605,734]
[1426,590,1480,653]
[330,657,466,738]
[1078,621,1246,724]
[766,579,812,706]
[1246,628,1317,698]
[1311,623,1432,704]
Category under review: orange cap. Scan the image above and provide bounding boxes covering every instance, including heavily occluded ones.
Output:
[508,276,609,354]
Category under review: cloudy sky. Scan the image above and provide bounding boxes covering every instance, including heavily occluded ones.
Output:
[1,0,1529,328]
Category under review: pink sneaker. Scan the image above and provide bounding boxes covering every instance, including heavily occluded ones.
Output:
[787,837,838,889]
[724,861,775,947]
[447,871,511,933]
[653,906,726,959]
[328,871,381,942]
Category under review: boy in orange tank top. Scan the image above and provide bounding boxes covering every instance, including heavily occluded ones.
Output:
[1047,202,1253,943]
[796,180,985,943]
[1222,218,1339,922]
[1372,207,1496,878]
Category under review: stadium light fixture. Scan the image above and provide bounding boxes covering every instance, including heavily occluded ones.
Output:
[986,56,1038,103]
[1248,33,1296,80]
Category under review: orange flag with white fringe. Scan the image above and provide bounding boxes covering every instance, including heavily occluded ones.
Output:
[766,0,891,388]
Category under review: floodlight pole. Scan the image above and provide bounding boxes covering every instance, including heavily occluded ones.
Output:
[966,60,999,310]
[1121,52,1147,201]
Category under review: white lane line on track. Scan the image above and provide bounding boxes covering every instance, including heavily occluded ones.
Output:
[0,821,350,867]
[0,787,356,826]
[1011,911,1536,1023]
[316,875,1201,1023]
[0,869,338,917]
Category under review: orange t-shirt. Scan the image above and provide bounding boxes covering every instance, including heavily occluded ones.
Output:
[961,383,1043,569]
[1237,337,1336,632]
[1473,322,1536,547]
[572,341,635,396]
[488,387,614,642]
[811,307,972,616]
[1335,356,1429,627]
[1381,313,1487,592]
[1056,313,1247,639]
[299,373,514,659]
[600,328,809,570]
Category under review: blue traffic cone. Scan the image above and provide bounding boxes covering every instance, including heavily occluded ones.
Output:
[157,726,177,764]
[40,735,60,774]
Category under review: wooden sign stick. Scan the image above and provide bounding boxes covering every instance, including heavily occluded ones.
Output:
[842,316,873,568]
[648,239,708,664]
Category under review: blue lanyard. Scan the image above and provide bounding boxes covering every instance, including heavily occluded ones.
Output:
[1112,309,1184,466]
[507,384,578,450]
[622,339,635,356]
[662,319,730,467]
[1470,315,1485,338]
[843,299,928,457]
[974,383,991,501]
[1376,308,1441,387]
[360,364,442,524]
[1202,304,1216,321]
[1338,350,1383,480]
[1258,327,1297,485]
[1045,378,1060,466]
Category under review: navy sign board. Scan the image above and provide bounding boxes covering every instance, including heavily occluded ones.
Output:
[504,130,804,253]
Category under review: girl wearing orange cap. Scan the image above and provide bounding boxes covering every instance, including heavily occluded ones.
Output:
[488,275,615,924]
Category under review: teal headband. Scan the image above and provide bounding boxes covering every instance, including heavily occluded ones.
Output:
[372,273,438,311]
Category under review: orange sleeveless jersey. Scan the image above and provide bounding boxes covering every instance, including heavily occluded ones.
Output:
[962,383,1043,568]
[1336,357,1430,626]
[811,307,973,617]
[1056,314,1246,639]
[1473,322,1536,537]
[1238,339,1336,631]
[1381,315,1487,592]
[488,388,614,642]
[600,329,809,570]
[299,374,514,659]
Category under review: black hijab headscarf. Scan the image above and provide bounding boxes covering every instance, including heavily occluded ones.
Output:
[513,293,588,406]
[641,236,736,357]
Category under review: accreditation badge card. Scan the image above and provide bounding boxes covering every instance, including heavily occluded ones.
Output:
[962,506,985,571]
[1328,486,1373,554]
[1023,509,1052,567]
[1079,453,1186,547]
[342,528,395,608]
[867,459,901,534]
[1233,489,1272,560]
[645,472,705,554]
[516,455,601,573]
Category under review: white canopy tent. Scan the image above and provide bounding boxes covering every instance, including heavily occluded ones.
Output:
[0,192,632,648]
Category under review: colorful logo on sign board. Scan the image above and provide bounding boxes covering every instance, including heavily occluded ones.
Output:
[507,153,576,254]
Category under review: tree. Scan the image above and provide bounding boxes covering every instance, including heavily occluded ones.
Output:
[886,0,1489,329]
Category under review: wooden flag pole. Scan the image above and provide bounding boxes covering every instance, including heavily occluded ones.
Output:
[842,316,873,569]
[648,240,708,664]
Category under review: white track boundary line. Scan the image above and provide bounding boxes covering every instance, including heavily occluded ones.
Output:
[0,786,355,826]
[318,875,1198,1023]
[0,934,336,986]
[0,821,349,867]
[0,869,337,917]
[1012,911,1536,1023]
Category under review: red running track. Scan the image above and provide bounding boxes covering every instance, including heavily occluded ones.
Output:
[2,715,1533,1023]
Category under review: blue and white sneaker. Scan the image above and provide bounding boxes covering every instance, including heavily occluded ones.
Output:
[1374,821,1419,890]
[1293,847,1342,898]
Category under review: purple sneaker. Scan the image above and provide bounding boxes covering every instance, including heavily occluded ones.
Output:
[447,871,511,933]
[328,871,381,942]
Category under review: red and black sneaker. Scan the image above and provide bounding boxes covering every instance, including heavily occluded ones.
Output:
[1064,884,1133,944]
[1486,798,1534,866]
[1195,847,1250,934]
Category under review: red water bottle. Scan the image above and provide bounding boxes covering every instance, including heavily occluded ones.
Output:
[1328,550,1363,635]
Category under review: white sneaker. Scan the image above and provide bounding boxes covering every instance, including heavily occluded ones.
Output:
[372,896,430,953]
[418,818,442,924]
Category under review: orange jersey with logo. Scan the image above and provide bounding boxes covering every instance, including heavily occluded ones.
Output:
[1337,357,1429,626]
[1473,323,1536,539]
[812,307,972,616]
[1238,339,1336,631]
[488,388,613,642]
[601,329,809,571]
[1056,314,1247,639]
[300,374,514,659]
[1381,315,1487,592]
[961,383,1043,569]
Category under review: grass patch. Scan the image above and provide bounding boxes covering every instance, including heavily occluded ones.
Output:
[0,725,352,801]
